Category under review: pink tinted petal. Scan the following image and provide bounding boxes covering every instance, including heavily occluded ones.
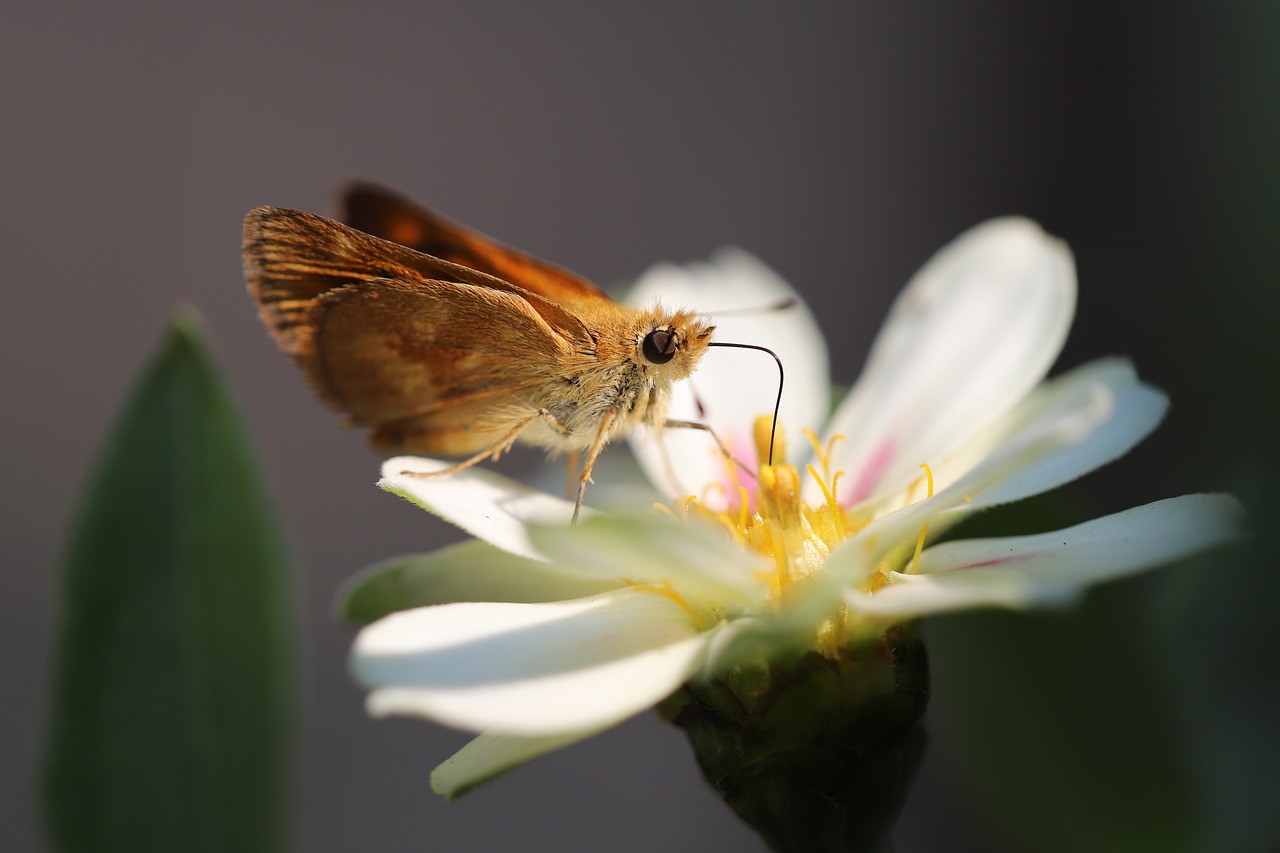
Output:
[845,494,1245,617]
[814,218,1076,507]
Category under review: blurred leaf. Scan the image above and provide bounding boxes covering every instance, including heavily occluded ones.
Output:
[1141,2,1280,850]
[923,492,1204,853]
[1148,485,1278,853]
[42,313,292,853]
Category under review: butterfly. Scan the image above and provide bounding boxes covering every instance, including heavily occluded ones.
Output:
[243,184,724,519]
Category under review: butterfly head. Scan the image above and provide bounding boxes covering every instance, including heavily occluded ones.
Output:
[635,308,715,381]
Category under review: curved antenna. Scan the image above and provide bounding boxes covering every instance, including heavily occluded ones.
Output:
[707,341,785,465]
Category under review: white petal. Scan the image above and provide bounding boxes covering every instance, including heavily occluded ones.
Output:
[528,512,770,606]
[943,358,1167,513]
[628,249,830,505]
[430,728,605,799]
[339,539,620,620]
[810,363,1151,610]
[845,494,1246,617]
[701,613,807,672]
[352,588,712,736]
[814,218,1076,507]
[380,456,586,561]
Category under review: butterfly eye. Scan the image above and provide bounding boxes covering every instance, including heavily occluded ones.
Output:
[642,329,677,364]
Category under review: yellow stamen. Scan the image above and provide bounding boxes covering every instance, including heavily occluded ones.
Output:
[758,463,812,596]
[754,415,786,467]
[806,464,847,540]
[908,462,935,574]
[627,581,705,627]
[802,428,826,468]
[801,428,846,485]
[921,460,935,496]
[651,502,676,519]
[695,501,746,542]
[737,486,751,533]
[798,425,839,484]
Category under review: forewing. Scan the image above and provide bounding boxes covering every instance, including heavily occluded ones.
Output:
[311,277,567,426]
[243,207,594,413]
[341,182,611,307]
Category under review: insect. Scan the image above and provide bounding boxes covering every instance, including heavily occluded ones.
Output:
[243,184,748,520]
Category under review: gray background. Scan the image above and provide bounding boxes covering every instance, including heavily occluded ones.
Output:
[4,3,1274,852]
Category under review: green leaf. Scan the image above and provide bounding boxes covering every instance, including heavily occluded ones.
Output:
[42,313,292,853]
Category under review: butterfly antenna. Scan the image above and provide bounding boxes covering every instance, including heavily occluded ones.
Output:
[707,342,785,465]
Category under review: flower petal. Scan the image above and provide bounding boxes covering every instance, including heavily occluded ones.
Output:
[430,728,605,799]
[338,539,619,623]
[352,588,712,736]
[845,494,1245,617]
[943,358,1167,513]
[815,218,1076,507]
[814,362,1156,613]
[628,249,830,505]
[379,456,584,561]
[528,512,770,606]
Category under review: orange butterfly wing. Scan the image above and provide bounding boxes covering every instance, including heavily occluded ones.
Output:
[242,206,597,455]
[340,182,611,309]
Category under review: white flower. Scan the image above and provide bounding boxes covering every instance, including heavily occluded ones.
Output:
[346,223,1243,797]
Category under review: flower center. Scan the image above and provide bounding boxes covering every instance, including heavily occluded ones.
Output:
[671,416,869,604]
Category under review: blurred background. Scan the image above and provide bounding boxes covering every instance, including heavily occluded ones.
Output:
[4,3,1275,851]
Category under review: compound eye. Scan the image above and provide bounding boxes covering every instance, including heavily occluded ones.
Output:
[642,328,677,364]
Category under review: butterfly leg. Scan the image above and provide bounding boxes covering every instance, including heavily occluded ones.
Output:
[662,419,758,480]
[564,449,581,501]
[573,408,619,523]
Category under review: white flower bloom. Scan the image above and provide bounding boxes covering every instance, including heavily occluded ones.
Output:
[348,222,1244,797]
